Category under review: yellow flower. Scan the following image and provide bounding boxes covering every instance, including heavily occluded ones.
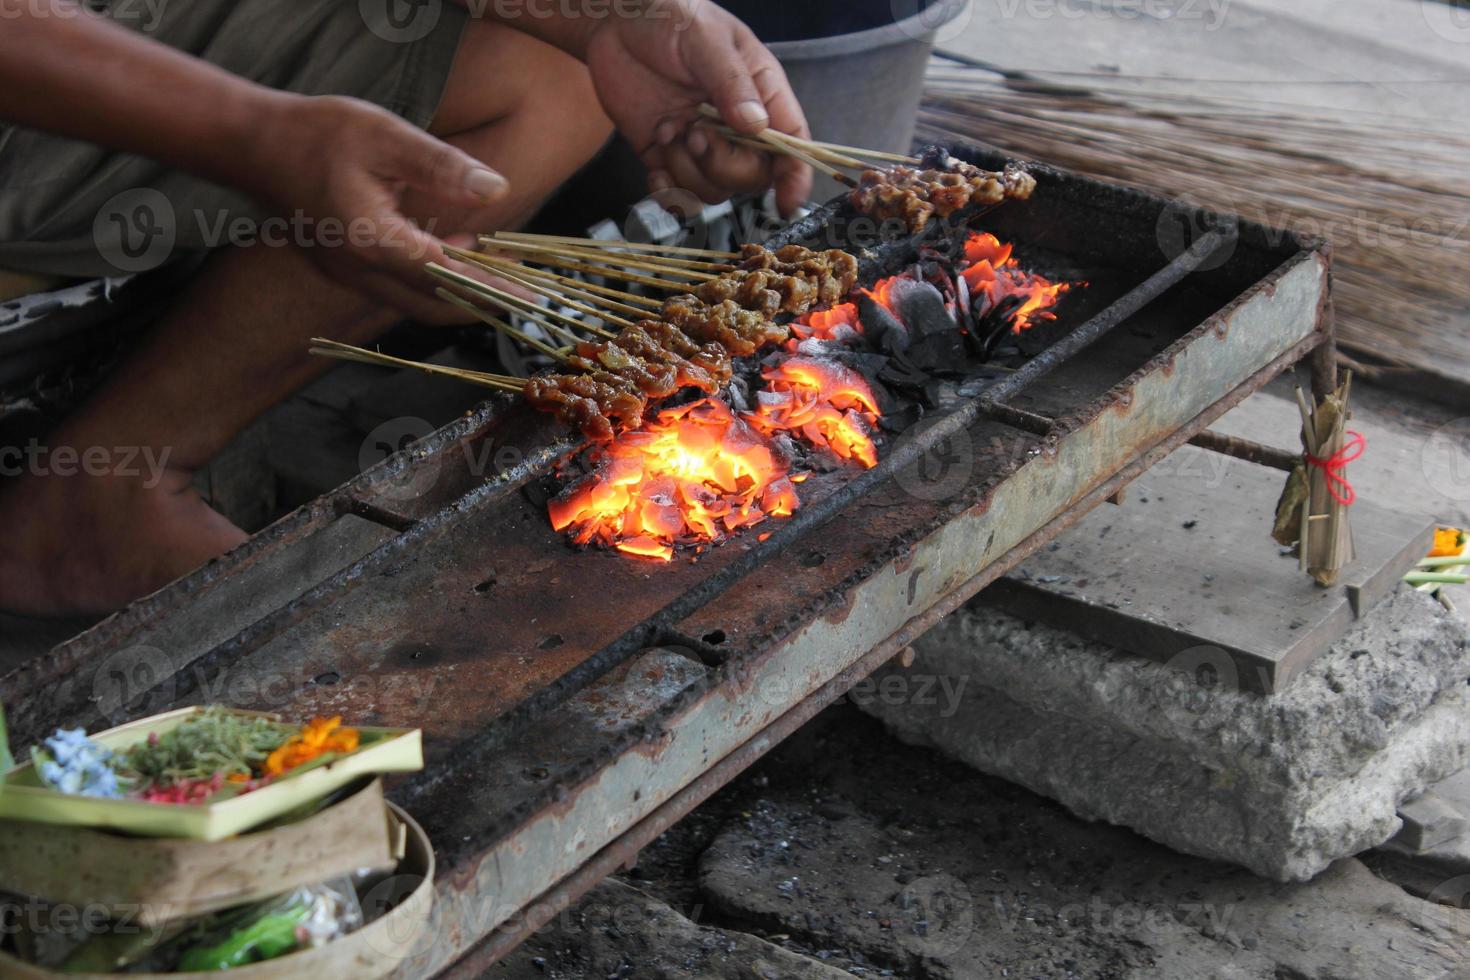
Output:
[263,717,360,777]
[1429,527,1466,558]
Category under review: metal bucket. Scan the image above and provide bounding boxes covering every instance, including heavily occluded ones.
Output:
[733,0,973,199]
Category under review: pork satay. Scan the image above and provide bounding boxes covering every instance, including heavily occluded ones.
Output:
[567,347,680,399]
[524,376,619,441]
[611,322,721,392]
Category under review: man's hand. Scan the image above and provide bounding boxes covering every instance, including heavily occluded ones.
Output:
[582,0,813,215]
[248,94,531,323]
[0,4,527,322]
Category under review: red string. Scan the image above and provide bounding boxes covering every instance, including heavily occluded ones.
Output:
[1306,431,1365,507]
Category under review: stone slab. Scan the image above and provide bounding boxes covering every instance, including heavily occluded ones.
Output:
[859,587,1470,881]
[483,879,854,980]
[689,713,1470,980]
[985,445,1434,693]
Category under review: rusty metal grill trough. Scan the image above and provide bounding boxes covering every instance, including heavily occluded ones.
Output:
[1,146,1334,976]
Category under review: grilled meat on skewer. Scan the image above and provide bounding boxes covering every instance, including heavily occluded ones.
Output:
[696,246,860,315]
[662,296,789,357]
[521,244,861,440]
[850,161,1036,233]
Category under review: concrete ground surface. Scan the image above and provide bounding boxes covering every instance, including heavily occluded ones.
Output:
[484,701,1470,980]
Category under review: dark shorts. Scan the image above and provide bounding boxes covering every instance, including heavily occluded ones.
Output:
[0,0,468,279]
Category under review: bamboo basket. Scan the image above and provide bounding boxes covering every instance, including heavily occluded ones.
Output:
[0,778,397,926]
[0,803,434,980]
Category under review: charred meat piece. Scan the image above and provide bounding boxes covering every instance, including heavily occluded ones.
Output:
[662,296,790,357]
[850,161,1035,233]
[708,246,859,315]
[611,322,721,392]
[524,374,637,441]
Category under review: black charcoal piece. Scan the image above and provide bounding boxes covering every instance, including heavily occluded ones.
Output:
[905,332,968,373]
[888,278,954,338]
[857,292,909,354]
[880,403,924,434]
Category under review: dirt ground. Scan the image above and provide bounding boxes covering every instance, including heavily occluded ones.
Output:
[483,698,1470,979]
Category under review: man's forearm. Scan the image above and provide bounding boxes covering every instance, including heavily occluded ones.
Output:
[0,0,281,195]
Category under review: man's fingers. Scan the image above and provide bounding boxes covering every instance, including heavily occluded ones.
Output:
[390,119,509,208]
[688,130,773,193]
[663,145,731,206]
[689,27,770,135]
[749,51,809,142]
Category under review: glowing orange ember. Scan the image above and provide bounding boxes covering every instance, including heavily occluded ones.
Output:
[751,358,881,468]
[549,358,880,561]
[548,398,800,562]
[790,302,861,343]
[549,230,1074,562]
[962,232,1073,334]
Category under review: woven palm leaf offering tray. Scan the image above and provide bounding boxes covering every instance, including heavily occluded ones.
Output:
[311,111,1077,563]
[0,706,422,839]
[0,707,432,977]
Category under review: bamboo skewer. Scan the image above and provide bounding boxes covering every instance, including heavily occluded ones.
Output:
[486,238,719,281]
[705,123,870,170]
[809,139,919,166]
[489,233,732,271]
[472,240,697,293]
[434,288,569,364]
[427,262,621,339]
[695,106,858,187]
[693,104,914,170]
[451,250,654,319]
[441,248,639,331]
[308,338,525,393]
[465,254,662,311]
[494,231,739,260]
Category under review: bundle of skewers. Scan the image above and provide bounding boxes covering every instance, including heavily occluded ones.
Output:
[313,234,859,441]
[309,111,1038,441]
[687,105,1036,233]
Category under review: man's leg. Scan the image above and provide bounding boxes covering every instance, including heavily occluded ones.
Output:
[0,22,612,617]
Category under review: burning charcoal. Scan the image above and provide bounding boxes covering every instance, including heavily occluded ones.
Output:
[857,292,909,354]
[878,351,929,389]
[905,332,969,374]
[953,272,975,335]
[725,375,752,413]
[880,403,924,434]
[887,278,955,338]
[523,476,556,509]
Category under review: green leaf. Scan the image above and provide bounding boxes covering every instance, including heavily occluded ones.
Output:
[0,703,13,786]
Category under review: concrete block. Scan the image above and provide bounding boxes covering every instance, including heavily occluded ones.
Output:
[1397,791,1469,853]
[858,587,1470,881]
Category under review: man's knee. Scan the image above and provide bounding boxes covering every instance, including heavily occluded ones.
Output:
[432,19,610,146]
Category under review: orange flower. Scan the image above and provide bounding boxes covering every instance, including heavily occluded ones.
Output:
[1429,527,1466,558]
[264,716,360,777]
